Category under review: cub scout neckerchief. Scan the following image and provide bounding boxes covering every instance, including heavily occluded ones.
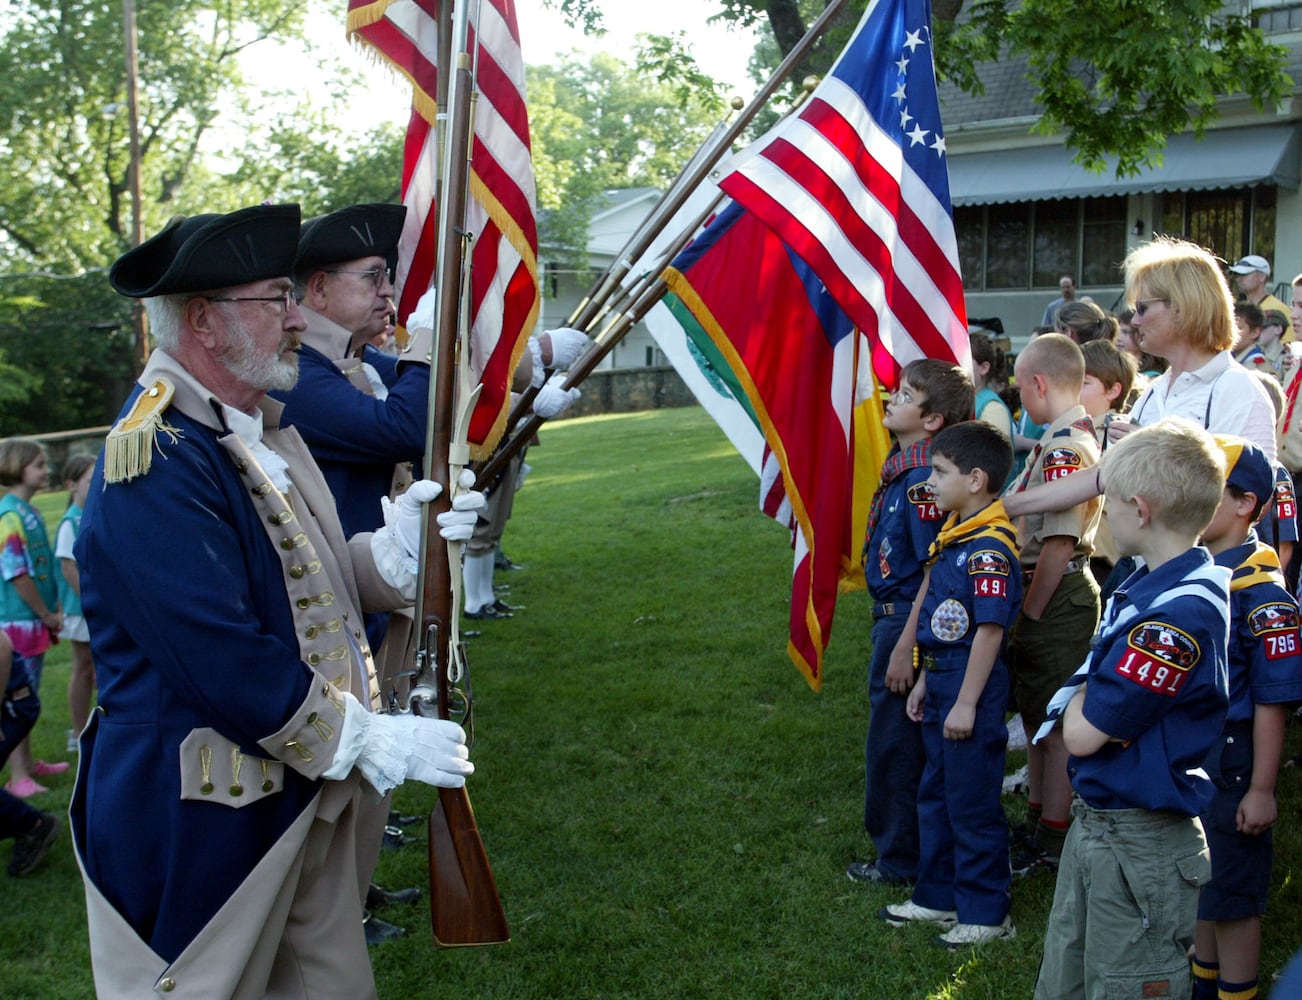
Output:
[1229,539,1286,593]
[864,438,930,553]
[926,499,1018,567]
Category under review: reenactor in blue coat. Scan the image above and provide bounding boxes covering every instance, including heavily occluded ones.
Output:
[73,205,476,998]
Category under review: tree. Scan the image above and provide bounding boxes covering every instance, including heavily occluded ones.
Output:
[548,0,1293,177]
[0,0,402,431]
[527,51,724,265]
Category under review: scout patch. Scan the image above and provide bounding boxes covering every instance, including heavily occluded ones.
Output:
[1041,446,1083,482]
[907,481,941,521]
[1248,602,1300,659]
[1275,478,1297,521]
[968,548,1011,598]
[930,598,969,642]
[1115,620,1199,696]
[878,537,893,579]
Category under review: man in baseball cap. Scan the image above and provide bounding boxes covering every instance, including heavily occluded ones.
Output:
[1230,254,1292,343]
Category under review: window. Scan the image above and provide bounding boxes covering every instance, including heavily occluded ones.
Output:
[1254,4,1302,33]
[1154,186,1275,266]
[954,196,1127,291]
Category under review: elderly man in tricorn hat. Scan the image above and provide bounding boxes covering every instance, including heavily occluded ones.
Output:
[72,204,479,999]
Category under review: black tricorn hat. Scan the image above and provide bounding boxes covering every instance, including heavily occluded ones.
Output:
[295,203,407,275]
[109,204,302,298]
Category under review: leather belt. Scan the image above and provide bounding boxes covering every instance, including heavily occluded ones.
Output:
[872,601,912,619]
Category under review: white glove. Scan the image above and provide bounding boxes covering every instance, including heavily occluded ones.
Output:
[435,467,487,542]
[532,372,581,419]
[405,285,438,333]
[543,327,591,369]
[324,692,473,794]
[395,479,442,559]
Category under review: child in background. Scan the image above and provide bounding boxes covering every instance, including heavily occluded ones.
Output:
[1233,302,1270,374]
[1245,371,1297,578]
[881,421,1021,947]
[1079,340,1138,590]
[1257,309,1290,381]
[1032,417,1231,1000]
[0,438,66,797]
[971,333,1015,443]
[849,360,974,887]
[1006,335,1103,875]
[1191,436,1302,1000]
[56,454,96,752]
[0,629,61,875]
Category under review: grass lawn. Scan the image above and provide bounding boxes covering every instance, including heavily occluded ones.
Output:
[5,405,1302,997]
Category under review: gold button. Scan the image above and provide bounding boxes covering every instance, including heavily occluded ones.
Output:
[305,625,318,639]
[307,653,320,666]
[199,782,213,796]
[159,977,175,992]
[280,538,294,551]
[148,387,160,398]
[297,597,310,609]
[262,779,274,793]
[229,783,243,796]
[307,712,319,724]
[289,565,305,579]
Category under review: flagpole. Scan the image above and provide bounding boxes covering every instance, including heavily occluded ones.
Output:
[563,0,852,335]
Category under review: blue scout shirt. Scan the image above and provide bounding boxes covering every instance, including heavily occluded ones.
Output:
[274,342,429,537]
[1256,463,1299,550]
[865,452,943,606]
[1071,548,1230,815]
[1216,534,1302,721]
[916,501,1022,667]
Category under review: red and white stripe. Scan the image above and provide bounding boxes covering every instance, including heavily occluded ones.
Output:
[348,0,539,455]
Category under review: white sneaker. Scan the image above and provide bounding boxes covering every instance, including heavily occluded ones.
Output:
[1002,764,1030,796]
[879,900,958,927]
[936,916,1016,949]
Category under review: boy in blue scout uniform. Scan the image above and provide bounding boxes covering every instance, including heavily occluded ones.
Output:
[1191,436,1302,1000]
[879,420,1021,948]
[73,205,479,998]
[1033,417,1232,1000]
[1005,333,1102,872]
[849,359,974,887]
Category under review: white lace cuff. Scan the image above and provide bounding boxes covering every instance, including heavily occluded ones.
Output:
[527,337,545,388]
[321,691,410,795]
[370,527,417,602]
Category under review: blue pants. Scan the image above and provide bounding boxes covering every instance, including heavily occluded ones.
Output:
[863,612,923,881]
[912,658,1011,926]
[0,665,41,839]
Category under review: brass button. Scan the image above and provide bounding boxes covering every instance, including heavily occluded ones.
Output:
[307,653,320,666]
[305,625,318,639]
[280,538,294,551]
[159,977,176,992]
[289,565,305,579]
[307,712,319,724]
[199,782,213,796]
[262,779,274,793]
[229,783,244,796]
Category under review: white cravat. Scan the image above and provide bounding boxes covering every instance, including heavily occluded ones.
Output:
[222,404,292,494]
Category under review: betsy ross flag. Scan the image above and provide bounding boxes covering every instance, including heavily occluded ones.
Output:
[718,0,970,386]
[347,0,540,457]
[662,202,889,690]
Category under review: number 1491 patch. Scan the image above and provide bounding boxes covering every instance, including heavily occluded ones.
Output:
[1114,621,1200,697]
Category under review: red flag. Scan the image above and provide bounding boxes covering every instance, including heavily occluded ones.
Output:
[347,0,540,457]
[664,203,887,689]
[717,0,969,387]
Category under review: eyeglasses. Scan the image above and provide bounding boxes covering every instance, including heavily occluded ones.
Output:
[205,288,299,314]
[1132,298,1167,317]
[324,266,393,290]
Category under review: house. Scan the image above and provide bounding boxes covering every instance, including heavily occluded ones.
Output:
[537,187,667,369]
[941,4,1302,347]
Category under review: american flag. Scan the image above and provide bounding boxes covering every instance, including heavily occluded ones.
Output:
[347,0,540,457]
[718,0,969,387]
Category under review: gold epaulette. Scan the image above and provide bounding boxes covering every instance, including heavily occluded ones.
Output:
[103,378,183,484]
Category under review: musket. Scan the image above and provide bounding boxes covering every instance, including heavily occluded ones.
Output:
[409,0,509,948]
[477,0,848,480]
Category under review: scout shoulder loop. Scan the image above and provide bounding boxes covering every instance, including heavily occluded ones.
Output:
[103,378,183,484]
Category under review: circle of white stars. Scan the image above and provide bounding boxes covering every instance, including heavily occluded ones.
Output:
[893,27,946,158]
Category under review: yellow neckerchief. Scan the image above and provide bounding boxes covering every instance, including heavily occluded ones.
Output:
[927,499,1019,566]
[1229,539,1286,592]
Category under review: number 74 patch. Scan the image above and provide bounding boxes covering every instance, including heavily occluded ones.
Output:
[1115,621,1200,696]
